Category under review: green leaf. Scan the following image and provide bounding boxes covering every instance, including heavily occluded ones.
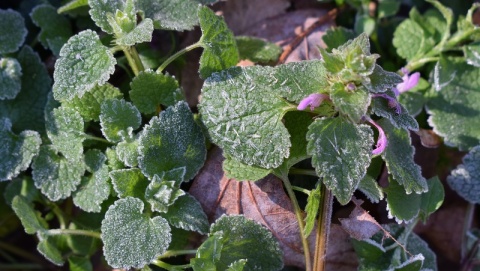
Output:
[322,27,356,52]
[4,176,41,205]
[106,147,125,170]
[129,70,184,114]
[11,195,46,234]
[145,172,185,213]
[331,84,371,123]
[367,65,403,94]
[378,0,400,18]
[88,0,125,34]
[392,18,433,61]
[0,46,51,134]
[32,145,85,201]
[138,102,206,180]
[208,215,283,271]
[110,168,149,199]
[419,176,444,222]
[464,43,480,67]
[0,57,22,100]
[307,117,373,205]
[136,0,202,31]
[58,0,89,14]
[0,9,27,54]
[161,193,209,234]
[0,118,41,181]
[192,231,223,271]
[37,236,65,266]
[372,91,419,131]
[426,0,453,42]
[115,18,154,46]
[73,150,110,213]
[46,107,85,162]
[236,36,282,64]
[384,177,421,223]
[63,83,123,122]
[304,182,321,237]
[101,197,171,269]
[358,175,384,203]
[116,132,139,167]
[447,145,480,204]
[354,14,376,36]
[100,99,141,143]
[227,259,247,271]
[223,156,271,181]
[379,119,427,194]
[198,6,239,79]
[405,231,437,271]
[69,256,93,271]
[53,30,116,101]
[30,4,73,56]
[427,57,480,150]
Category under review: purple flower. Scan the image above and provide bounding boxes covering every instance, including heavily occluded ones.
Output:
[366,117,387,155]
[297,93,329,111]
[372,93,402,114]
[393,68,420,96]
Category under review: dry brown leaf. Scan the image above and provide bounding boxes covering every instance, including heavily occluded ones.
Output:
[339,203,381,241]
[325,224,358,271]
[189,147,313,268]
[414,128,442,148]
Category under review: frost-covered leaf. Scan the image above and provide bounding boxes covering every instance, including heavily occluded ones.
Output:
[322,27,356,52]
[161,193,209,234]
[191,231,223,271]
[129,70,184,114]
[392,15,434,61]
[138,102,206,180]
[30,4,73,56]
[358,175,384,203]
[53,30,116,101]
[0,118,41,181]
[110,168,149,199]
[379,119,427,194]
[331,84,371,123]
[227,259,247,271]
[447,145,480,204]
[464,43,480,67]
[63,83,123,122]
[0,9,27,54]
[46,107,84,162]
[426,57,480,150]
[100,99,141,143]
[4,176,41,205]
[367,65,403,94]
[106,147,124,170]
[88,0,125,34]
[236,36,281,64]
[11,195,47,234]
[37,236,64,266]
[116,132,139,167]
[58,0,89,14]
[304,182,321,237]
[384,177,421,223]
[198,6,239,79]
[101,197,171,269]
[208,215,284,271]
[145,173,185,213]
[0,57,22,100]
[136,0,202,31]
[419,176,444,222]
[307,117,373,205]
[73,150,110,213]
[223,156,271,181]
[116,19,154,46]
[0,46,51,134]
[32,145,85,201]
[372,91,419,131]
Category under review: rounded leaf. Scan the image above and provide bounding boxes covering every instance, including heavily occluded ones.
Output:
[0,57,22,100]
[0,9,27,54]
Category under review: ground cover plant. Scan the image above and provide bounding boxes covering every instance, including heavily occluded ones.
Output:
[1,0,480,270]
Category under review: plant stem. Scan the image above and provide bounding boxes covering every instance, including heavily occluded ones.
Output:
[152,259,192,270]
[461,203,476,260]
[159,249,197,259]
[122,46,144,76]
[0,264,44,270]
[84,134,112,144]
[46,229,101,239]
[49,203,67,229]
[289,168,318,177]
[313,183,333,271]
[279,175,312,271]
[292,185,311,195]
[157,42,202,73]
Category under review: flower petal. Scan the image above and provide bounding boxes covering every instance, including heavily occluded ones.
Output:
[366,117,387,155]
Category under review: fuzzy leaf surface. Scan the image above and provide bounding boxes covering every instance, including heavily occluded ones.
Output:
[447,145,480,204]
[223,156,271,181]
[0,118,41,181]
[110,168,149,199]
[115,19,154,46]
[191,231,223,271]
[116,133,139,167]
[198,6,239,79]
[53,30,116,101]
[88,0,124,34]
[379,119,427,194]
[129,70,184,114]
[358,175,383,203]
[0,58,22,100]
[426,58,480,150]
[236,36,282,64]
[393,18,433,61]
[304,182,321,237]
[100,99,141,143]
[30,4,72,55]
[208,215,284,271]
[384,177,421,223]
[372,91,419,131]
[101,197,171,269]
[331,85,371,123]
[161,193,209,234]
[46,107,84,161]
[11,195,46,234]
[138,102,206,180]
[37,236,64,266]
[64,83,123,122]
[0,46,51,134]
[322,27,356,52]
[137,0,203,31]
[367,65,403,93]
[307,118,373,205]
[32,145,85,201]
[0,9,26,54]
[145,174,185,213]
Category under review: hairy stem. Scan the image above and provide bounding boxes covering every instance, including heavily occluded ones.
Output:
[152,259,192,270]
[122,46,144,76]
[159,249,197,259]
[84,134,112,144]
[279,175,312,271]
[157,42,202,73]
[46,229,101,239]
[313,183,332,271]
[289,168,318,177]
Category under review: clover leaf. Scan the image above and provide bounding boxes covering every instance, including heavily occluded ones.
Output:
[447,145,480,204]
[307,117,373,205]
[100,99,141,143]
[101,197,171,269]
[138,102,206,180]
[0,57,22,100]
[53,30,116,101]
[0,9,27,54]
[0,118,41,181]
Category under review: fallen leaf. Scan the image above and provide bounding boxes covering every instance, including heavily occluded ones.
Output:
[325,224,358,271]
[339,199,381,241]
[414,129,442,148]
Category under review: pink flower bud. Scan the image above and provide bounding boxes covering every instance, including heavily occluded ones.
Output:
[297,93,329,111]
